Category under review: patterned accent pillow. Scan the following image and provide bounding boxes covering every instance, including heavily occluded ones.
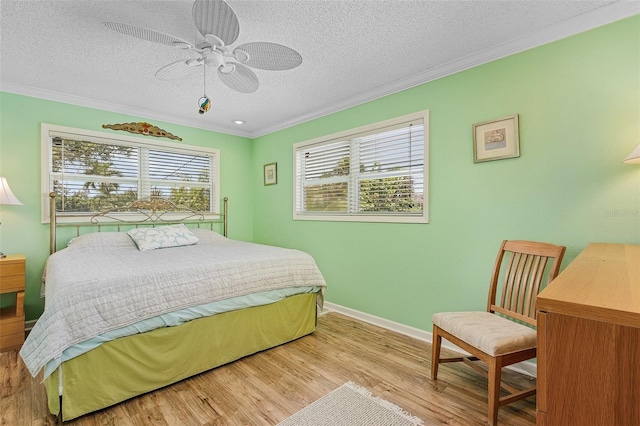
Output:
[127,224,200,251]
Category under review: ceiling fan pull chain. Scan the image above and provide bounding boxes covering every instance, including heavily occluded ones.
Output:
[199,64,211,114]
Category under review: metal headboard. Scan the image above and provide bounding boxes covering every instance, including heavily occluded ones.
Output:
[49,192,228,254]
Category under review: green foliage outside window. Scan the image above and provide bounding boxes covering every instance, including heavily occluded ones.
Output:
[52,138,212,213]
[304,156,421,213]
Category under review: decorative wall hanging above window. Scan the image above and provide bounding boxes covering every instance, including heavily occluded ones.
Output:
[102,122,183,141]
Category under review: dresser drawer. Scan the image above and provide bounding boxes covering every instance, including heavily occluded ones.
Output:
[0,255,26,352]
[0,306,25,351]
[0,254,26,293]
[0,309,25,335]
[0,259,25,277]
[0,274,25,292]
[0,331,25,352]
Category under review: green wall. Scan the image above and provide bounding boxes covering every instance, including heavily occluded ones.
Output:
[251,16,640,330]
[0,93,253,319]
[1,16,638,330]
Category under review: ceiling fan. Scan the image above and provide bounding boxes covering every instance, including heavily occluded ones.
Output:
[104,0,302,113]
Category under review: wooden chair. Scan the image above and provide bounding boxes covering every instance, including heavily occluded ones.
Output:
[431,240,566,426]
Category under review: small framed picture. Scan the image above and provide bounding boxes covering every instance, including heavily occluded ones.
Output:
[264,162,278,186]
[473,114,520,163]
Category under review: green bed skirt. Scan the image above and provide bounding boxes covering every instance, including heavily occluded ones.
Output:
[44,292,318,421]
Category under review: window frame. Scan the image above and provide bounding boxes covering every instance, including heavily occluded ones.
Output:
[293,110,429,224]
[40,123,220,223]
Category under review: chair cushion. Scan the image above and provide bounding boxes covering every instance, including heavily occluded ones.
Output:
[432,311,536,356]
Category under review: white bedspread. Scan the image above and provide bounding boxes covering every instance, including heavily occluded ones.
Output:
[20,232,326,377]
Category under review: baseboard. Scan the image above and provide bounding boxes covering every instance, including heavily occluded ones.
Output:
[25,319,37,333]
[321,302,537,378]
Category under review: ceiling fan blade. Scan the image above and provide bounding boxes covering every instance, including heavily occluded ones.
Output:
[234,42,302,71]
[104,22,194,49]
[155,60,201,80]
[217,63,259,93]
[192,0,240,46]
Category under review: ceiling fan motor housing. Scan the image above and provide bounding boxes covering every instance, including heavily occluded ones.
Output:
[203,48,225,69]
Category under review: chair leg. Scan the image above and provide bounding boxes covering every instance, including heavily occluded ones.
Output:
[431,325,442,380]
[487,357,503,426]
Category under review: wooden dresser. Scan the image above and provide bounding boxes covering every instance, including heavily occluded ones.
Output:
[536,243,640,426]
[0,254,26,352]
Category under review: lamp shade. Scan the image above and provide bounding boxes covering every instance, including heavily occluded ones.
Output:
[0,177,23,205]
[623,143,640,164]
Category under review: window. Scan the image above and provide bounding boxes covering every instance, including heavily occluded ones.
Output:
[294,111,428,223]
[41,124,220,222]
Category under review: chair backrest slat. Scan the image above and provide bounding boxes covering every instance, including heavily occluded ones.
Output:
[500,251,517,309]
[525,256,548,317]
[513,253,533,312]
[487,240,566,325]
[519,255,538,315]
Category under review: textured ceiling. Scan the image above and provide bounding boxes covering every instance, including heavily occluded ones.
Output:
[1,1,637,137]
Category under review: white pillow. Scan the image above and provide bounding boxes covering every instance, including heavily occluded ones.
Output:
[189,228,227,244]
[127,224,200,251]
[67,232,137,250]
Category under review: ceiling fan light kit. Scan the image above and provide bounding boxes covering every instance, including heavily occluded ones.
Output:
[103,0,302,115]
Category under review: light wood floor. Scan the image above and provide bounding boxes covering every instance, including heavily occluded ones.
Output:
[1,311,537,425]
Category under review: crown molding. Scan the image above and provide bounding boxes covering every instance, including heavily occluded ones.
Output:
[253,1,640,138]
[0,82,253,138]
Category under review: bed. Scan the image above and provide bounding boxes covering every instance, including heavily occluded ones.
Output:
[19,194,326,421]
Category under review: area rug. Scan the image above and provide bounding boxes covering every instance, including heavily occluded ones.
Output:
[277,382,425,426]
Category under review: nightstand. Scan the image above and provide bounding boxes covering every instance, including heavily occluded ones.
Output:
[0,254,26,352]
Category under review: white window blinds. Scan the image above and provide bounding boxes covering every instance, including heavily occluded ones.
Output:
[42,124,219,221]
[294,111,428,223]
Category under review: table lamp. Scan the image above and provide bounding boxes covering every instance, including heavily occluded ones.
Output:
[623,143,640,164]
[0,176,23,258]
